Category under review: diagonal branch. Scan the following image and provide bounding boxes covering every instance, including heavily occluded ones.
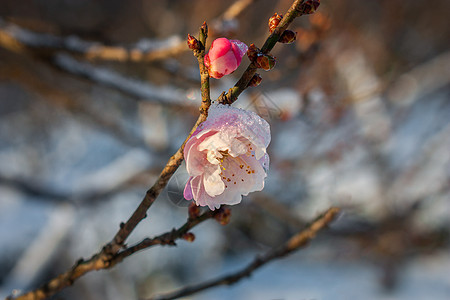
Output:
[108,209,220,268]
[218,0,313,105]
[148,207,340,300]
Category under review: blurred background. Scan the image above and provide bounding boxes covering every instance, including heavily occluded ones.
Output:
[0,0,449,299]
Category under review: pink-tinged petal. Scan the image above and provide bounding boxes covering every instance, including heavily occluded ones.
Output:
[204,53,211,69]
[209,51,238,78]
[198,132,230,163]
[184,130,217,176]
[230,39,248,65]
[198,104,271,149]
[203,164,225,197]
[259,152,270,173]
[205,188,242,208]
[190,175,203,205]
[227,137,249,157]
[207,38,232,61]
[239,153,267,194]
[195,180,241,210]
[218,152,266,196]
[183,177,193,200]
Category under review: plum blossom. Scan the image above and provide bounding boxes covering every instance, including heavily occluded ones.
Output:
[204,38,248,79]
[183,104,270,210]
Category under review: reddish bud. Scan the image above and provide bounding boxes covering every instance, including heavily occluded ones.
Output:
[214,207,231,226]
[298,0,320,15]
[247,43,260,61]
[256,54,276,71]
[268,13,283,33]
[188,202,201,219]
[279,30,297,44]
[187,34,200,51]
[201,21,209,39]
[182,232,196,243]
[248,73,262,87]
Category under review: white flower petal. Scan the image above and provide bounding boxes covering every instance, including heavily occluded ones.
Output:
[203,164,225,197]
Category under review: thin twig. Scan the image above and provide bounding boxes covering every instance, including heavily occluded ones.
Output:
[108,209,220,268]
[148,207,340,300]
[195,22,211,114]
[218,0,309,105]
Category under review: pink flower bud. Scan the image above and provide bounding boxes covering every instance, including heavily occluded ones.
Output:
[204,38,248,79]
[183,104,270,210]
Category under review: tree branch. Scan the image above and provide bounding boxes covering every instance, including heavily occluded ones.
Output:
[108,209,220,268]
[148,207,340,300]
[195,22,211,115]
[0,18,187,63]
[218,0,311,105]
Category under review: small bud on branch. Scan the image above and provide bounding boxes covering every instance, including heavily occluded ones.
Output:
[256,53,276,71]
[247,43,275,71]
[279,30,297,44]
[182,232,196,243]
[247,43,260,61]
[214,207,231,225]
[297,0,320,15]
[187,34,201,51]
[268,13,283,33]
[201,21,209,40]
[248,73,262,87]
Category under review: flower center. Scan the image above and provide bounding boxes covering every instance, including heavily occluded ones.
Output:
[217,151,256,189]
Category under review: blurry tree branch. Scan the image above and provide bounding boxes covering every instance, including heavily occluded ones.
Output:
[0,26,197,108]
[0,52,174,150]
[212,0,258,36]
[53,53,195,106]
[252,195,306,228]
[148,207,340,300]
[0,18,186,63]
[0,0,257,64]
[223,0,257,20]
[108,209,222,268]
